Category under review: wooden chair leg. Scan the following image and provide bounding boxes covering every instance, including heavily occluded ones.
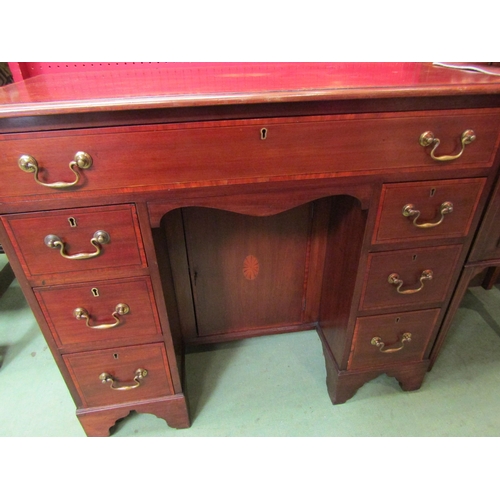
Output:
[0,262,14,299]
[482,266,500,290]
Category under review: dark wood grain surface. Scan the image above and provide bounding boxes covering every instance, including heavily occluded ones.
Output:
[469,171,500,262]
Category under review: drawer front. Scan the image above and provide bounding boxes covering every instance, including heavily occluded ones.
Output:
[64,343,174,408]
[348,309,440,370]
[373,178,486,244]
[359,245,462,311]
[34,277,162,348]
[2,204,147,280]
[1,109,499,199]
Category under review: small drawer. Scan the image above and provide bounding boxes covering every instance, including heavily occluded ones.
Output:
[373,178,486,245]
[0,109,498,200]
[348,309,440,370]
[2,204,147,281]
[34,277,163,349]
[63,343,174,408]
[359,245,462,311]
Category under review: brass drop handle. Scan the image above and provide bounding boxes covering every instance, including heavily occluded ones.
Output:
[403,201,453,228]
[371,332,412,353]
[419,129,476,162]
[44,230,110,260]
[99,368,148,391]
[18,152,92,188]
[74,303,130,329]
[388,269,433,294]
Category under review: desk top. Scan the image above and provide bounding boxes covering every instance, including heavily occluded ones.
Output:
[1,62,500,119]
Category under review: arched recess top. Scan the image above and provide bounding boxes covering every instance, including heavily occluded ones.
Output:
[148,177,375,227]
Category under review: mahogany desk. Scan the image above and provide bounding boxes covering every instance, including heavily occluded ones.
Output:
[1,63,499,436]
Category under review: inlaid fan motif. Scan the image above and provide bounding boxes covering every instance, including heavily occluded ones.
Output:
[243,255,259,280]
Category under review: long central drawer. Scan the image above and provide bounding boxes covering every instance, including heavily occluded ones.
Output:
[1,109,499,200]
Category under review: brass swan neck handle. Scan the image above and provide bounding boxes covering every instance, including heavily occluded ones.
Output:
[18,152,92,189]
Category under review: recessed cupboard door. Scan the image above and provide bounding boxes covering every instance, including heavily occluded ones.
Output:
[181,205,313,337]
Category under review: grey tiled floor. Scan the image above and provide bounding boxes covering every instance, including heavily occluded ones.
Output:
[1,251,500,437]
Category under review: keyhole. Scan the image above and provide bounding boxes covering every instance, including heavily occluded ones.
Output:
[68,217,77,227]
[91,288,99,297]
[430,188,436,197]
[260,128,268,140]
[412,254,418,261]
[113,353,119,359]
[395,317,400,323]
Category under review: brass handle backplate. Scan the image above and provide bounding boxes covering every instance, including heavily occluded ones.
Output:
[18,152,92,189]
[403,201,453,228]
[74,303,130,329]
[99,368,147,390]
[388,269,433,294]
[371,332,412,353]
[44,230,110,260]
[419,129,476,162]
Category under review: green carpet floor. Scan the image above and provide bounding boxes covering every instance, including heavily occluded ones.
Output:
[1,252,499,437]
